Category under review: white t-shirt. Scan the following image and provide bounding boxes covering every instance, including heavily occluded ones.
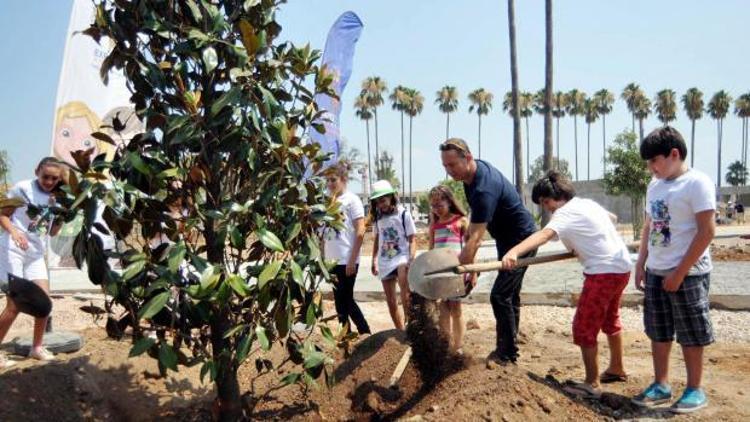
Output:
[324,191,365,265]
[645,169,715,274]
[375,205,416,278]
[546,197,632,274]
[0,179,53,257]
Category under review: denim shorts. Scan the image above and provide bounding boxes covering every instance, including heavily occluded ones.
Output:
[644,271,714,346]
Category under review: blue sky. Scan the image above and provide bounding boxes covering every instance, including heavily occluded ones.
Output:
[1,0,748,193]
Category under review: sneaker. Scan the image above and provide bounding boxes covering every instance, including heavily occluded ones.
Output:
[670,388,708,413]
[632,382,672,407]
[28,347,55,361]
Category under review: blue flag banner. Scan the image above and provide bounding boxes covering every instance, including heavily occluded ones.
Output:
[310,11,364,168]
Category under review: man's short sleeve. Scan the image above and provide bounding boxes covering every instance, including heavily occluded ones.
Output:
[469,190,499,224]
[689,174,716,213]
[404,210,417,237]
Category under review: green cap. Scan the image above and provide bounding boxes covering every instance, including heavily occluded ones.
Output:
[370,180,396,200]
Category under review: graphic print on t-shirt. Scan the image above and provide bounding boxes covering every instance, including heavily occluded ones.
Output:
[380,226,401,259]
[649,199,671,246]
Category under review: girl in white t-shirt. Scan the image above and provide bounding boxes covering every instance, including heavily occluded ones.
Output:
[369,180,416,330]
[501,171,632,399]
[1,157,67,366]
[323,162,370,334]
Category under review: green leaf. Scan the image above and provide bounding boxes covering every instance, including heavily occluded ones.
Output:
[167,241,186,273]
[210,87,241,116]
[236,332,254,364]
[223,323,246,339]
[229,226,245,249]
[202,47,218,73]
[306,237,320,260]
[290,260,303,286]
[200,265,221,291]
[185,0,202,22]
[256,326,270,351]
[129,337,156,357]
[159,343,178,371]
[280,373,301,385]
[128,152,151,176]
[138,291,170,320]
[227,274,250,297]
[305,302,317,326]
[303,350,327,369]
[287,222,301,242]
[257,228,284,252]
[258,260,282,289]
[122,259,146,282]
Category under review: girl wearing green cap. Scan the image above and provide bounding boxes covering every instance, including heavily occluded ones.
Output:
[369,180,416,330]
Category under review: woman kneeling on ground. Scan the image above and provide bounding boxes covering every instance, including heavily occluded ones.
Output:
[501,170,632,399]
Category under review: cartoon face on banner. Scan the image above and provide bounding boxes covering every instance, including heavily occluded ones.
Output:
[53,101,113,166]
[101,106,144,148]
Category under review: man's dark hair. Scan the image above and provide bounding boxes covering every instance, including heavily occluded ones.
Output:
[640,126,688,161]
[532,170,576,204]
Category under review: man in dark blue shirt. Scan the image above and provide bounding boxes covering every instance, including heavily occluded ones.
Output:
[440,138,537,364]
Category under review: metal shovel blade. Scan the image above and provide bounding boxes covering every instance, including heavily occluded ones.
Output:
[408,249,466,300]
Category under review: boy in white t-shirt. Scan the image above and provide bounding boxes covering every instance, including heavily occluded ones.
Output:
[631,127,715,413]
[501,171,632,399]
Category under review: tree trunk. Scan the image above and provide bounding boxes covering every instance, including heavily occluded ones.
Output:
[631,196,644,241]
[508,0,524,196]
[374,108,380,174]
[409,115,414,213]
[446,112,450,140]
[587,122,591,180]
[555,116,560,170]
[478,114,482,159]
[690,118,695,168]
[717,118,723,195]
[211,311,242,421]
[632,113,635,134]
[400,111,405,198]
[573,115,578,181]
[542,0,554,226]
[638,117,644,142]
[525,116,531,182]
[602,113,607,176]
[366,119,372,186]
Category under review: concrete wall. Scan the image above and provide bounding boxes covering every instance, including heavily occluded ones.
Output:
[522,179,636,224]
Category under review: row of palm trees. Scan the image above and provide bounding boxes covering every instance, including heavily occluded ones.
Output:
[354,79,750,198]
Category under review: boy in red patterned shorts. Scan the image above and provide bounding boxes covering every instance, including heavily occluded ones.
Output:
[501,170,632,398]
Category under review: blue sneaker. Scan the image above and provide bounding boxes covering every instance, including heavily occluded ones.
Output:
[671,388,708,413]
[632,382,672,407]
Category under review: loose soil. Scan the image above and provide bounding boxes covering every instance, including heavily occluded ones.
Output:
[2,298,750,421]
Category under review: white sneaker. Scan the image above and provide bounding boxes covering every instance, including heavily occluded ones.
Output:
[28,347,55,361]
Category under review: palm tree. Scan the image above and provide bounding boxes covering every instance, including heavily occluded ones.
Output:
[654,89,678,126]
[520,91,535,179]
[468,88,494,159]
[0,149,9,189]
[708,90,732,193]
[551,91,567,169]
[361,76,387,173]
[734,93,750,174]
[565,89,586,180]
[543,0,554,175]
[681,88,704,168]
[435,85,459,139]
[583,98,599,180]
[621,83,642,133]
[593,89,614,174]
[390,85,409,198]
[404,88,424,213]
[354,94,373,186]
[507,0,523,193]
[633,94,652,141]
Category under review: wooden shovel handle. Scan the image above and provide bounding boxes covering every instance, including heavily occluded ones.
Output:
[454,251,576,274]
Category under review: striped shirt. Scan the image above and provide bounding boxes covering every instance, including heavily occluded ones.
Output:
[431,215,464,252]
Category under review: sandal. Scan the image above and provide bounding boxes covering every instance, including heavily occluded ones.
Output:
[600,371,628,384]
[563,380,602,399]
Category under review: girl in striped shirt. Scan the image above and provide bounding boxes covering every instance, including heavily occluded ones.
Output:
[428,185,475,354]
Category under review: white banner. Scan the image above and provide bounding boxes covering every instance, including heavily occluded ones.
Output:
[50,0,140,268]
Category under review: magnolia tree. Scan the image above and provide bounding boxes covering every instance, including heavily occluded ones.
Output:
[56,1,349,419]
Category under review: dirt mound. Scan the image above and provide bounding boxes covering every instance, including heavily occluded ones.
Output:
[712,244,750,261]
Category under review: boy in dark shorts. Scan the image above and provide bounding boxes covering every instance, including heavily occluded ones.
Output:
[632,127,716,413]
